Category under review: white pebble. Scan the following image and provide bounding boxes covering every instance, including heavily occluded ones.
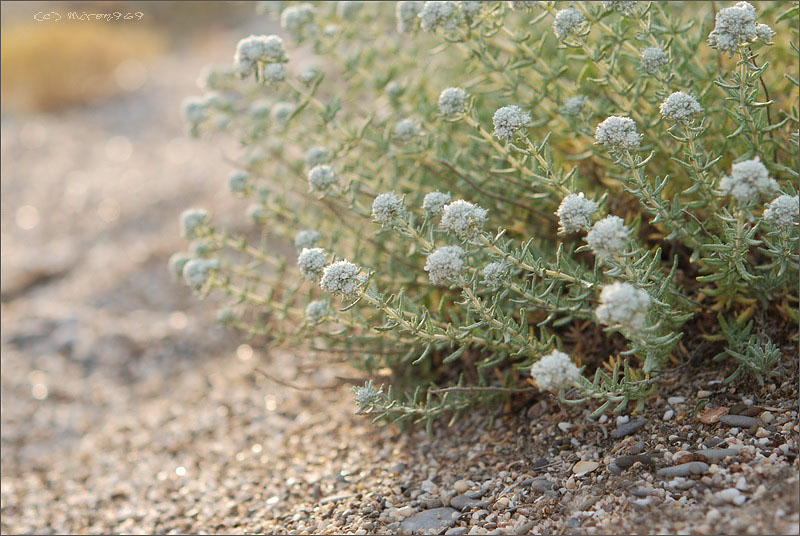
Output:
[558,422,573,432]
[454,479,470,493]
[667,396,686,405]
[617,415,630,425]
[663,410,675,421]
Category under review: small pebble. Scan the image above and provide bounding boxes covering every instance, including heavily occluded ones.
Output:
[667,396,686,405]
[558,422,572,433]
[697,390,712,398]
[720,415,758,428]
[454,480,469,493]
[617,416,630,425]
[612,418,646,439]
[716,488,746,505]
[656,462,709,478]
[755,427,769,439]
[663,410,675,421]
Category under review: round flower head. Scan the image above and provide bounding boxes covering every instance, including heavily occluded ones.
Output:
[585,215,630,259]
[297,67,318,85]
[595,116,642,151]
[249,100,271,120]
[639,46,669,75]
[556,193,598,234]
[708,1,771,57]
[508,1,540,11]
[763,195,799,229]
[424,245,466,286]
[308,165,338,192]
[262,62,287,83]
[422,191,452,218]
[438,87,468,116]
[353,380,383,410]
[755,23,775,43]
[168,252,191,279]
[595,282,652,332]
[305,300,329,323]
[272,101,296,124]
[396,1,424,34]
[182,258,220,287]
[280,3,316,36]
[492,105,530,141]
[337,1,363,18]
[297,248,327,280]
[372,192,405,224]
[602,1,637,16]
[719,156,778,202]
[530,350,581,393]
[189,239,216,257]
[553,8,587,40]
[394,119,421,142]
[459,1,483,18]
[305,146,330,168]
[320,260,362,297]
[481,262,509,288]
[440,199,488,240]
[294,229,321,250]
[247,203,269,223]
[419,1,460,33]
[181,97,206,124]
[228,170,250,193]
[180,208,209,239]
[561,95,587,117]
[386,81,405,100]
[660,92,703,123]
[233,35,286,77]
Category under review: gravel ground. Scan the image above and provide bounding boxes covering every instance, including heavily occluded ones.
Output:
[2,34,799,536]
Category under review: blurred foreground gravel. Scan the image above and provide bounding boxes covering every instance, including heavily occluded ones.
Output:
[1,34,799,536]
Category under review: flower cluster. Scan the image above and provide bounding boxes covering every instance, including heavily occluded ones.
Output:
[492,105,530,141]
[305,300,329,323]
[529,350,581,393]
[603,1,638,16]
[320,260,362,297]
[594,116,642,151]
[595,282,652,332]
[294,230,321,250]
[553,8,587,40]
[308,165,338,192]
[719,156,778,202]
[422,191,452,217]
[586,215,630,259]
[708,1,774,57]
[639,46,669,75]
[424,246,466,286]
[394,118,422,141]
[419,1,460,33]
[396,1,423,34]
[180,208,209,239]
[182,258,220,287]
[280,3,316,37]
[298,248,327,280]
[660,92,703,123]
[763,195,799,229]
[233,35,286,78]
[440,199,488,240]
[272,101,296,124]
[438,87,468,116]
[228,171,250,193]
[372,193,405,224]
[561,95,587,117]
[305,146,330,168]
[352,380,384,411]
[263,63,287,83]
[555,193,598,234]
[481,262,510,288]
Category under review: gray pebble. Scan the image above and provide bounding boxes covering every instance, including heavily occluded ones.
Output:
[719,415,759,428]
[693,448,740,462]
[450,494,489,511]
[656,462,709,478]
[613,454,657,471]
[445,528,468,535]
[529,479,553,493]
[612,418,646,439]
[399,507,459,534]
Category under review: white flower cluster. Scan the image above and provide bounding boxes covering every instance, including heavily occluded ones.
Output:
[180,208,209,239]
[182,97,207,125]
[555,193,598,234]
[262,62,287,83]
[189,239,215,257]
[438,87,468,116]
[561,95,587,117]
[337,1,364,18]
[459,1,483,18]
[508,1,539,11]
[295,230,321,250]
[585,215,630,259]
[372,193,405,224]
[492,105,530,141]
[249,100,271,120]
[763,195,799,229]
[481,262,509,288]
[553,8,586,40]
[320,260,362,297]
[659,92,703,123]
[197,66,235,91]
[708,1,774,57]
[297,248,327,280]
[233,35,286,78]
[228,171,250,193]
[297,67,318,85]
[719,156,778,202]
[423,191,452,217]
[281,3,316,37]
[419,1,460,33]
[639,46,669,75]
[386,81,405,100]
[272,101,296,124]
[305,146,330,168]
[168,252,191,279]
[247,204,268,223]
[595,116,642,151]
[440,199,488,239]
[308,165,338,192]
[424,245,466,286]
[182,258,220,287]
[353,381,383,409]
[595,282,652,332]
[529,350,581,393]
[602,1,637,16]
[396,1,424,34]
[305,300,329,323]
[395,118,422,141]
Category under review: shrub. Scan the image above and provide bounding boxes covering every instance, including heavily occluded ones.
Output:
[175,1,799,426]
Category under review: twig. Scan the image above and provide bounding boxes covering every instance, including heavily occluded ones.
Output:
[428,386,539,394]
[254,368,343,390]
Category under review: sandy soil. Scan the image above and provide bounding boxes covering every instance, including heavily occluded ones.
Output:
[1,30,799,536]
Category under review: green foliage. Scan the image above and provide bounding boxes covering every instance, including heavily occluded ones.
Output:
[175,1,799,424]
